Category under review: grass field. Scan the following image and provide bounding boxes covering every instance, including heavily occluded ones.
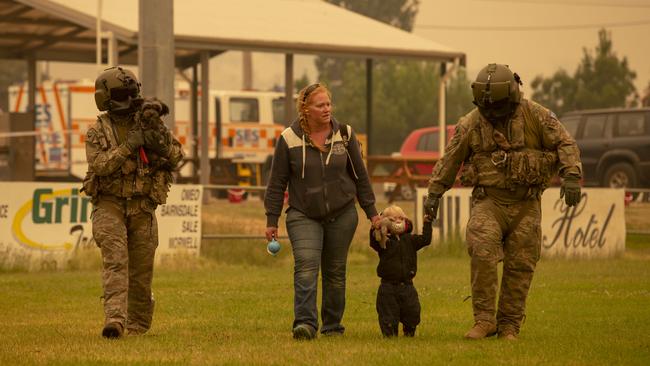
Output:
[1,199,649,365]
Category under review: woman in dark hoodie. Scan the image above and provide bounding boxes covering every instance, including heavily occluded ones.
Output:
[264,83,380,340]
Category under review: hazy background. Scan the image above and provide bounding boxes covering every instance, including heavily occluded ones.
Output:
[415,0,650,97]
[42,0,649,97]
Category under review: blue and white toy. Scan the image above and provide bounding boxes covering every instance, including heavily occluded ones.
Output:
[267,238,281,256]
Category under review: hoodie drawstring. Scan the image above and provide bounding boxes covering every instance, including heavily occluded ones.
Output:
[346,150,359,179]
[303,125,355,179]
[301,134,306,179]
[325,136,334,166]
[324,128,359,180]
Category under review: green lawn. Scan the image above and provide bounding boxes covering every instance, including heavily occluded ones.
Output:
[1,251,649,365]
[1,199,649,365]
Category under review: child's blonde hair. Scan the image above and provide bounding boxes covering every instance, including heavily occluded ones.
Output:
[381,205,406,219]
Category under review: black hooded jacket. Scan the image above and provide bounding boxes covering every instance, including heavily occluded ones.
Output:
[370,221,432,282]
[264,117,377,227]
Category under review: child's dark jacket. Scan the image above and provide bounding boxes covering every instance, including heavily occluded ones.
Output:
[370,221,432,282]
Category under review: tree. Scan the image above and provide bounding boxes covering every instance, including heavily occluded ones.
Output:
[531,29,637,115]
[325,0,419,31]
[294,72,311,91]
[530,69,576,116]
[316,0,475,154]
[446,68,475,124]
[642,81,650,107]
[316,0,419,101]
[573,29,636,110]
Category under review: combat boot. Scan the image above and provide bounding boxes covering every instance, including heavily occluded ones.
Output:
[498,326,518,341]
[464,321,497,339]
[498,332,517,341]
[102,322,124,339]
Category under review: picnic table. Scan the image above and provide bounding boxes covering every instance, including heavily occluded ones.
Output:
[366,155,438,202]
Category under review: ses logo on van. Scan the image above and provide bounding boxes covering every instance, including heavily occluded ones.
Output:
[11,188,92,251]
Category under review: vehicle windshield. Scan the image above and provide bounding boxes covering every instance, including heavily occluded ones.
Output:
[561,115,581,137]
[417,131,439,152]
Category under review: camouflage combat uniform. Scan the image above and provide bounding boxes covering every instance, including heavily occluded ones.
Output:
[428,99,582,335]
[83,109,183,334]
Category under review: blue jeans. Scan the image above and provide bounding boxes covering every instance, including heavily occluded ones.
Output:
[285,204,359,334]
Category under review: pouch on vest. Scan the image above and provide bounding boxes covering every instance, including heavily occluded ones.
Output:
[121,158,138,175]
[81,171,98,198]
[508,150,558,186]
[468,128,482,152]
[98,172,124,196]
[478,119,496,152]
[459,163,478,187]
[149,170,172,204]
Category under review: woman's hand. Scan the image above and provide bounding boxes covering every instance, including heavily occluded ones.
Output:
[370,215,381,229]
[265,227,278,241]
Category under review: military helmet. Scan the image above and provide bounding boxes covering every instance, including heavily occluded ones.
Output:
[471,63,522,120]
[94,66,141,112]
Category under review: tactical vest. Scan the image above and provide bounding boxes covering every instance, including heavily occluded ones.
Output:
[460,100,559,190]
[82,113,173,204]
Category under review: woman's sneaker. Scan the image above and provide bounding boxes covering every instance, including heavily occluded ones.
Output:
[292,324,316,340]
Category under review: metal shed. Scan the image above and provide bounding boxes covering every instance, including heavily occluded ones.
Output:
[0,0,465,185]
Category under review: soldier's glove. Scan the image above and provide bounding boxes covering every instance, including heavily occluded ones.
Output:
[124,128,144,152]
[560,176,582,207]
[144,129,170,157]
[423,193,441,220]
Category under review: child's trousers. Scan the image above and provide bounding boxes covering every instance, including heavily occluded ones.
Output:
[376,280,421,337]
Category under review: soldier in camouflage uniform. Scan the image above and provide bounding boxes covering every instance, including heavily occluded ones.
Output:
[424,64,582,340]
[83,66,184,338]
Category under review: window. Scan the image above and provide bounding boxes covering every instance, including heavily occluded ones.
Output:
[416,132,439,152]
[561,115,581,137]
[582,115,607,139]
[272,97,297,124]
[616,113,646,137]
[272,98,286,124]
[229,98,259,122]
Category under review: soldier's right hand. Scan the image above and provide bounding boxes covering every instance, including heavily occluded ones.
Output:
[143,129,169,156]
[423,193,440,220]
[125,128,144,151]
[560,176,582,207]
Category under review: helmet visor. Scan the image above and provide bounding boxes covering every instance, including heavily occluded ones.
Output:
[110,85,139,102]
[478,98,515,123]
[472,81,511,107]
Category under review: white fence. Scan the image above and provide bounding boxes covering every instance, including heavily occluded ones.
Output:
[0,182,202,271]
[415,187,626,259]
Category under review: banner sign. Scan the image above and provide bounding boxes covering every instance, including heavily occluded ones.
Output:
[415,187,625,259]
[157,185,203,264]
[0,182,202,271]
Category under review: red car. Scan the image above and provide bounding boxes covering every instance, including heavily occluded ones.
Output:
[398,124,564,191]
[398,125,457,175]
[384,125,456,200]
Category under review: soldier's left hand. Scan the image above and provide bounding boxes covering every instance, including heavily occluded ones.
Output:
[423,193,440,220]
[125,128,144,152]
[144,129,170,157]
[560,176,581,207]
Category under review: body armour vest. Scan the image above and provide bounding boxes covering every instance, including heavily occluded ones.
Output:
[460,100,559,190]
[82,113,173,204]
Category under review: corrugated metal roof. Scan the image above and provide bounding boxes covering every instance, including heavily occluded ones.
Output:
[4,0,464,63]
